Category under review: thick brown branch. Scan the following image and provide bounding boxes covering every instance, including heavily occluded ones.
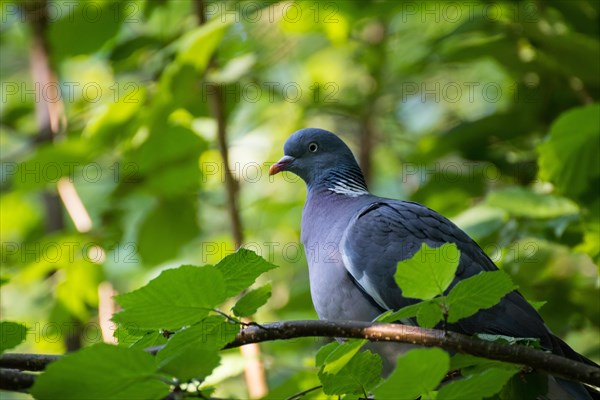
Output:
[225,321,600,387]
[0,369,37,392]
[3,320,599,389]
[0,353,60,371]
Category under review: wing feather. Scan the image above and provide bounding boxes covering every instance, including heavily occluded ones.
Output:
[340,200,551,345]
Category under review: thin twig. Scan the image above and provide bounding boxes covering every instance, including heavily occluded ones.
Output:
[285,385,323,400]
[98,282,118,343]
[212,309,269,330]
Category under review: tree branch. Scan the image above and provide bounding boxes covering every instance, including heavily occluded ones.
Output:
[195,0,244,249]
[357,19,387,186]
[222,320,600,387]
[0,353,60,371]
[2,320,599,389]
[209,81,244,248]
[194,1,262,397]
[23,0,85,354]
[0,369,37,392]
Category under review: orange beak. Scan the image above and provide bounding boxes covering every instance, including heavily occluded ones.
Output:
[269,155,295,176]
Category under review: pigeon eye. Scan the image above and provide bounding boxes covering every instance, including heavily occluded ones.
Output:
[308,142,318,153]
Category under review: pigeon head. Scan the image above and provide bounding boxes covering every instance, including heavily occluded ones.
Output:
[270,128,368,194]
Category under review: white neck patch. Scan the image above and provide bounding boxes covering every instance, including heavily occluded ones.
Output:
[327,180,369,197]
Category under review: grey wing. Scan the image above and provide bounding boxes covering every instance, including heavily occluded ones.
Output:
[340,200,553,346]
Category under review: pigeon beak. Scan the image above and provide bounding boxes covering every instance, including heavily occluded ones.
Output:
[269,155,295,175]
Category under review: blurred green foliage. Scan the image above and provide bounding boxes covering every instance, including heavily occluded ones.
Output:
[1,0,598,398]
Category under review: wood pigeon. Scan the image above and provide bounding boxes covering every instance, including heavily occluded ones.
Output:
[269,128,599,399]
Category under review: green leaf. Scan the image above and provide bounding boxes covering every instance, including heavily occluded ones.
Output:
[318,350,381,395]
[0,321,27,354]
[530,31,600,85]
[56,259,103,321]
[48,2,126,61]
[15,140,96,190]
[415,109,536,162]
[373,348,450,400]
[83,89,145,142]
[394,243,459,300]
[113,325,149,347]
[538,104,600,199]
[129,331,168,351]
[143,159,202,197]
[113,265,226,330]
[320,340,366,375]
[527,300,547,312]
[449,353,540,398]
[315,341,341,367]
[500,370,548,400]
[437,366,519,400]
[376,303,421,323]
[450,354,499,371]
[127,120,208,198]
[451,205,508,241]
[156,316,239,381]
[30,343,169,400]
[208,53,257,84]
[232,283,272,317]
[176,18,232,72]
[216,249,278,297]
[263,369,323,400]
[476,334,541,350]
[485,187,579,219]
[446,271,517,323]
[135,124,204,174]
[137,198,199,265]
[416,299,444,328]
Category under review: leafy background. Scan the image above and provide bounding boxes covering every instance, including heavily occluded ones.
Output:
[1,0,599,398]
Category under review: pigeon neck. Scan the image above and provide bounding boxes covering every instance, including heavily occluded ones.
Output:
[308,164,369,198]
